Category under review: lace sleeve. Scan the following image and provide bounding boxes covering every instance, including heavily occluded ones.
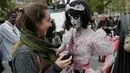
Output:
[91,29,114,56]
[90,29,115,72]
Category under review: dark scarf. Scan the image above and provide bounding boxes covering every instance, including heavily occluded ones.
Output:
[20,27,56,63]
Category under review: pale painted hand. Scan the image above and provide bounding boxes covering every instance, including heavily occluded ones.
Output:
[85,68,95,73]
[85,68,103,73]
[59,51,69,56]
[95,68,103,73]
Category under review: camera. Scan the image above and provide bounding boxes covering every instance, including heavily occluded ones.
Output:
[74,68,85,73]
[62,52,74,64]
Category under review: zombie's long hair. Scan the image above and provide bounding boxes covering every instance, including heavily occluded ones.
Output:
[64,1,92,30]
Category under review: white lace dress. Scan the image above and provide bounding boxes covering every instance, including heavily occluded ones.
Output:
[58,28,114,73]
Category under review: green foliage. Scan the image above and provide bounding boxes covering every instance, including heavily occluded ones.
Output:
[82,0,126,14]
[0,0,17,19]
[108,0,126,13]
[82,0,112,13]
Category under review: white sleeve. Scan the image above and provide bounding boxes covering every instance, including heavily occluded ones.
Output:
[91,30,114,72]
[92,29,114,56]
[0,25,20,43]
[0,33,2,43]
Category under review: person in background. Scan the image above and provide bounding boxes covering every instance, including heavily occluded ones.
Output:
[12,3,72,73]
[0,18,5,73]
[0,52,4,73]
[52,32,62,48]
[93,12,99,30]
[0,18,5,25]
[113,9,130,73]
[98,15,112,36]
[115,16,121,36]
[46,19,56,43]
[112,16,118,33]
[108,16,116,37]
[89,16,96,31]
[0,10,20,72]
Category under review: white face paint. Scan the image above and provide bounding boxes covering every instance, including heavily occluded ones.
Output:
[69,14,81,28]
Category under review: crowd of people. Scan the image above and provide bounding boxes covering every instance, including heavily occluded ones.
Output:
[0,0,130,73]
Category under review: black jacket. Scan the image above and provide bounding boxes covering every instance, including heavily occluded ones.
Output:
[113,14,130,73]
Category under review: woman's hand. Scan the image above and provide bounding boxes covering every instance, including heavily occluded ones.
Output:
[55,54,72,69]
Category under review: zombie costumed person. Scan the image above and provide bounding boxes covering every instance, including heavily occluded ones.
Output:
[57,1,114,73]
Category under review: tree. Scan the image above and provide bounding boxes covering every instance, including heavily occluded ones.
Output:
[108,0,126,14]
[82,0,127,14]
[0,0,17,19]
[82,0,112,14]
[0,0,9,18]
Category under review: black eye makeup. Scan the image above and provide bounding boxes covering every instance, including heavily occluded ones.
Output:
[68,14,79,20]
[73,16,79,19]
